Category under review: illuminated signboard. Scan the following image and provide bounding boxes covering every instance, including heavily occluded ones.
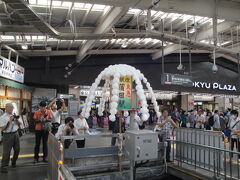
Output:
[161,73,192,86]
[0,56,24,83]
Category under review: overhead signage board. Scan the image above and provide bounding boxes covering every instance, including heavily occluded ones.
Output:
[0,55,24,83]
[57,94,75,99]
[193,82,237,92]
[161,73,192,87]
[80,90,102,97]
[118,76,132,110]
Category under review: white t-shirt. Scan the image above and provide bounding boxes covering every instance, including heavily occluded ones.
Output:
[74,118,90,140]
[55,124,78,139]
[213,114,221,129]
[0,113,22,133]
[195,114,205,129]
[132,115,141,130]
[229,118,240,139]
[51,110,62,124]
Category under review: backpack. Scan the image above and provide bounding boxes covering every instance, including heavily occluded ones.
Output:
[208,116,214,126]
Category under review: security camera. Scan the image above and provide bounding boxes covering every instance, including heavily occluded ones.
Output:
[177,64,183,70]
[212,64,218,73]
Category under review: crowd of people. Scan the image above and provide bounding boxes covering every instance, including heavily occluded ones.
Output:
[1,98,240,173]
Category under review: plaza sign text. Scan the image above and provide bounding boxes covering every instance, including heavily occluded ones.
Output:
[193,82,237,91]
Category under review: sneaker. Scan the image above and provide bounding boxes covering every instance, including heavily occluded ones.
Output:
[1,167,8,173]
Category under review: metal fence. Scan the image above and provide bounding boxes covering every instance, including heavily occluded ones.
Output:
[48,133,64,180]
[172,128,240,180]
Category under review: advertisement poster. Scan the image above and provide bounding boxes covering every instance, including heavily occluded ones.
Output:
[118,76,132,110]
[0,56,24,83]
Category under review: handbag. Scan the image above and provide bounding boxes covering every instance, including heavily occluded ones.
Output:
[42,120,52,132]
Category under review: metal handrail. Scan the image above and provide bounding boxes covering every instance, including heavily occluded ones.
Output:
[172,128,240,180]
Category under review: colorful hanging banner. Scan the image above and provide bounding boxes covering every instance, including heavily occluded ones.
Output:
[118,76,132,110]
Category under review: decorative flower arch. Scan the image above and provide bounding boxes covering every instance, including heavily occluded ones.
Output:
[82,64,161,122]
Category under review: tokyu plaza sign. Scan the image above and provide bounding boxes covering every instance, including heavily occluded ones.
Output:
[193,82,237,91]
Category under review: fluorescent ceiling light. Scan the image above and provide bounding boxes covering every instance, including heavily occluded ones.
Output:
[38,0,50,6]
[21,44,28,50]
[181,15,192,22]
[1,35,14,40]
[128,8,141,14]
[84,3,92,9]
[52,1,61,6]
[29,0,36,4]
[161,13,168,19]
[217,19,225,23]
[25,36,31,41]
[74,3,84,8]
[151,10,158,15]
[144,38,152,44]
[221,41,231,46]
[32,36,38,40]
[62,2,72,7]
[188,27,196,34]
[74,86,79,89]
[37,36,45,40]
[92,4,105,10]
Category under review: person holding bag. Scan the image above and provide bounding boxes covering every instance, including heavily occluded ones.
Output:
[33,101,52,163]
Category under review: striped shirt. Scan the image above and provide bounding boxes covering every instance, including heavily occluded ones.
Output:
[157,116,173,139]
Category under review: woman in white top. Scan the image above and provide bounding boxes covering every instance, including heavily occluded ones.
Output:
[229,110,240,160]
[74,111,89,148]
[48,98,65,135]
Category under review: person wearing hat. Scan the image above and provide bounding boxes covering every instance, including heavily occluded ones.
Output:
[33,101,52,163]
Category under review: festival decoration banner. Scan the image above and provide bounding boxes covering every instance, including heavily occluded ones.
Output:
[118,76,132,110]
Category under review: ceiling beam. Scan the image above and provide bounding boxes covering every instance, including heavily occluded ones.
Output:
[2,49,159,56]
[58,0,240,22]
[76,6,129,63]
[152,21,239,60]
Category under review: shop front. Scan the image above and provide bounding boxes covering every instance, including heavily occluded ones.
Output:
[0,55,33,141]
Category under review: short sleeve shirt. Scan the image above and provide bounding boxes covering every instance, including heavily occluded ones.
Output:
[51,110,62,124]
[0,113,20,133]
[157,116,173,139]
[33,109,52,130]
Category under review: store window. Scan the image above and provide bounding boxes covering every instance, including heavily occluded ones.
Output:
[0,85,5,96]
[8,87,21,98]
[22,90,31,99]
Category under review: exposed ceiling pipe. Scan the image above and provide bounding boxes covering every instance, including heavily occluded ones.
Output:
[148,30,238,59]
[0,44,27,59]
[3,0,239,61]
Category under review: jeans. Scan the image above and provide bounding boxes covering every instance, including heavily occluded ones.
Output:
[111,137,117,146]
[157,132,171,161]
[166,140,171,161]
[1,132,20,167]
[76,139,85,148]
[34,130,49,160]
